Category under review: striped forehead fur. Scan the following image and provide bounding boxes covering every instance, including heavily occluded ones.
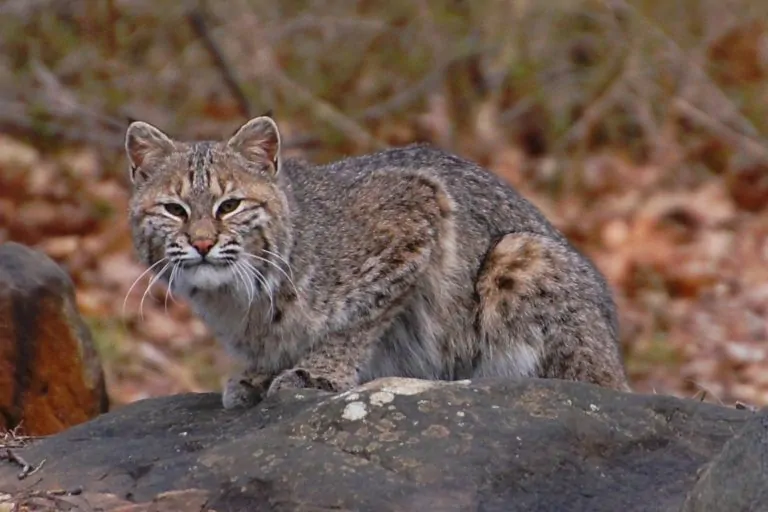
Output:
[186,142,216,192]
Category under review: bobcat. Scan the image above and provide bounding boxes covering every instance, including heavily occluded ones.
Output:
[126,115,630,409]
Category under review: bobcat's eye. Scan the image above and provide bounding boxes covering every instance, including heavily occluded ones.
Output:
[216,198,242,217]
[163,203,187,219]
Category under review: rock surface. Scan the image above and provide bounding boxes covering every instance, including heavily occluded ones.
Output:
[0,241,108,436]
[0,377,755,511]
[681,407,768,512]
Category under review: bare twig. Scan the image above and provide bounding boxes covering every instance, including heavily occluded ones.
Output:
[24,487,82,497]
[1,486,84,511]
[1,449,46,480]
[550,9,633,154]
[197,2,388,150]
[187,8,253,119]
[608,0,768,148]
[357,38,486,123]
[685,379,724,405]
[0,56,131,149]
[265,14,388,45]
[0,424,42,450]
[693,389,708,402]
[672,98,768,161]
[735,401,758,412]
[0,59,136,152]
[552,69,631,154]
[0,0,51,16]
[0,94,315,153]
[187,7,382,149]
[31,61,126,132]
[266,66,388,150]
[0,98,125,149]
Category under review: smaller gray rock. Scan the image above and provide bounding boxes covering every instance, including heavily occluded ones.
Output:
[681,407,768,512]
[0,241,108,435]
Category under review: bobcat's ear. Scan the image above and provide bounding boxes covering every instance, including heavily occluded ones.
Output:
[227,116,281,175]
[125,121,175,184]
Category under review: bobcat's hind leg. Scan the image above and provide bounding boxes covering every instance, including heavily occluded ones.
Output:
[474,232,629,391]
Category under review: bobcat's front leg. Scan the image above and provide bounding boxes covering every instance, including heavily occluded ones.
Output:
[222,368,275,409]
[266,331,376,397]
[269,172,446,397]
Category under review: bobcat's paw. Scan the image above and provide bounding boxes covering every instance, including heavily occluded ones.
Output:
[266,368,338,397]
[222,372,272,409]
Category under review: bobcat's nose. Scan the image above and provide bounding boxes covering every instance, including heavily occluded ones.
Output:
[191,239,215,256]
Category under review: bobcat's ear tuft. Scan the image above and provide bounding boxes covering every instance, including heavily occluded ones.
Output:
[227,116,281,175]
[125,121,175,184]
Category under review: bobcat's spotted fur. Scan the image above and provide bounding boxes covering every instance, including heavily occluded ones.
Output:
[126,116,630,409]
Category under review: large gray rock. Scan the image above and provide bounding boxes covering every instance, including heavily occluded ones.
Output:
[681,407,768,512]
[0,377,754,511]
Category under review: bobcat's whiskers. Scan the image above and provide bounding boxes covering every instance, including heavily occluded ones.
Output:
[164,262,181,313]
[230,260,255,306]
[139,260,173,320]
[122,257,170,320]
[242,251,298,299]
[238,258,276,319]
[260,249,294,279]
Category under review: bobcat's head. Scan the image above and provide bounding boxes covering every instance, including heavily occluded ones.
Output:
[126,116,291,297]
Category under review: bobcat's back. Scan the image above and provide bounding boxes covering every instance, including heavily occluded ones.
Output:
[281,143,624,387]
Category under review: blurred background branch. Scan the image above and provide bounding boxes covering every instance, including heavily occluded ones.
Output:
[187,8,253,120]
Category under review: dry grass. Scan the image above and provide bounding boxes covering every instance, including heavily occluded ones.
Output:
[0,0,767,406]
